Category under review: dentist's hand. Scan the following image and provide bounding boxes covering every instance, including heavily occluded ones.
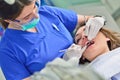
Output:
[63,44,87,61]
[84,16,106,41]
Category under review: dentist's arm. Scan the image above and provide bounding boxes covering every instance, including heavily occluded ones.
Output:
[74,15,93,33]
[77,15,93,27]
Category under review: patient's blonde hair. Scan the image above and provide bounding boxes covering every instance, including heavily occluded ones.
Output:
[100,27,120,50]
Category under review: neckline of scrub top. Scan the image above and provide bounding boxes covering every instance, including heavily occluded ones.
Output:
[5,26,46,40]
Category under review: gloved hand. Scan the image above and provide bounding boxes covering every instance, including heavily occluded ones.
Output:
[63,44,87,61]
[30,58,104,80]
[84,16,106,41]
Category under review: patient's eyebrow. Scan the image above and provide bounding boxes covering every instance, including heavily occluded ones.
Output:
[75,32,82,38]
[75,27,85,37]
[75,33,80,37]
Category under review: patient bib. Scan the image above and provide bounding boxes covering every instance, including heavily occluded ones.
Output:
[88,47,120,79]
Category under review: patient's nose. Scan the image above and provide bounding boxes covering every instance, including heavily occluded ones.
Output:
[82,36,88,46]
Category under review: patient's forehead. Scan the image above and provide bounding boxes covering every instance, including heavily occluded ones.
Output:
[76,26,85,35]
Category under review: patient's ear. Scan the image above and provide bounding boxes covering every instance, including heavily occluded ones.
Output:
[107,38,111,50]
[106,37,110,41]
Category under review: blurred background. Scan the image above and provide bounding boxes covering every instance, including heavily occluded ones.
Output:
[0,0,120,79]
[41,0,120,32]
[0,0,120,38]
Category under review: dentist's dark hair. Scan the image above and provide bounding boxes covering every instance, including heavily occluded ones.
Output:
[0,0,33,29]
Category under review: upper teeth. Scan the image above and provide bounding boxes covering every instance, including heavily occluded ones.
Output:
[87,41,94,46]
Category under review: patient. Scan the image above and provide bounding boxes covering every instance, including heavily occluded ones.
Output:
[75,26,120,64]
[74,24,120,80]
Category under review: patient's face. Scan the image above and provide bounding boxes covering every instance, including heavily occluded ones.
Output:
[75,26,110,61]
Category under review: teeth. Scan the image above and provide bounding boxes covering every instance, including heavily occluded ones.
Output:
[90,41,94,44]
[87,41,94,47]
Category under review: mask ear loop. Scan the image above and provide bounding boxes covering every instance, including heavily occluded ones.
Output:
[35,0,41,8]
[3,18,22,30]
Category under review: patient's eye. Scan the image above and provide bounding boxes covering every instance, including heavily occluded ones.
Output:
[75,33,82,44]
[76,38,81,44]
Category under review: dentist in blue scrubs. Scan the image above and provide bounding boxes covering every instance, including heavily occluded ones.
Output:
[0,0,92,80]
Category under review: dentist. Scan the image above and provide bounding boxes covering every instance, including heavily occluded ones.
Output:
[0,0,92,79]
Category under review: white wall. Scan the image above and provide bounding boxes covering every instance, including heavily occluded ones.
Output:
[69,5,120,32]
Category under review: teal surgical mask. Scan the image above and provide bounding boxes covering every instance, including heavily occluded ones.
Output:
[10,1,40,31]
[21,17,40,31]
[13,3,40,30]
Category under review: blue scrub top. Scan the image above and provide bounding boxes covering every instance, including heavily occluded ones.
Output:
[0,6,77,80]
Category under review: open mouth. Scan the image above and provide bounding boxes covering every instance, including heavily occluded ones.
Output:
[86,41,94,48]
